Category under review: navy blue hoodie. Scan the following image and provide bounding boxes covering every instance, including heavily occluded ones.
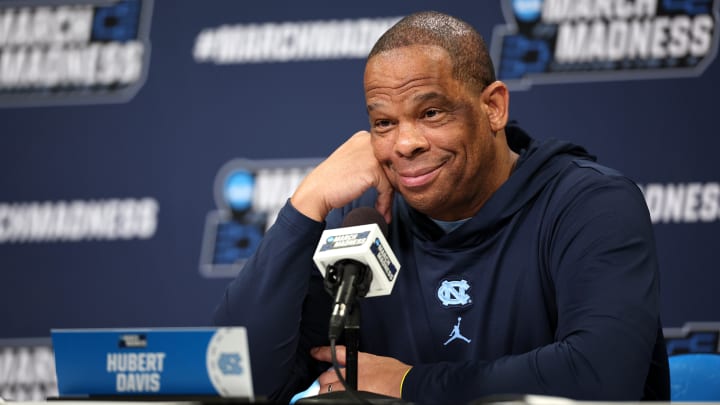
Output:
[214,125,669,404]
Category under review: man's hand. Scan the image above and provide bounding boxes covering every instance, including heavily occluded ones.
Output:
[290,131,395,223]
[310,345,412,398]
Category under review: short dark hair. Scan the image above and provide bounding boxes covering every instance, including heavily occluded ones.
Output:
[368,11,496,93]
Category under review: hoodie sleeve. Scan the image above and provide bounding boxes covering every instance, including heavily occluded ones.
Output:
[212,200,332,402]
[401,170,665,403]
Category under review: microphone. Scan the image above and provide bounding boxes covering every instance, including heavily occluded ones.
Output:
[313,207,401,340]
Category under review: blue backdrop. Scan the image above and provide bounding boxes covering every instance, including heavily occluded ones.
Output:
[1,0,718,347]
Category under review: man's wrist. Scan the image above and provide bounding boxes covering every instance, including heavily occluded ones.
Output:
[399,366,412,398]
[289,192,329,223]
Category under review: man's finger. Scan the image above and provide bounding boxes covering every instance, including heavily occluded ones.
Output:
[320,381,345,395]
[311,345,347,364]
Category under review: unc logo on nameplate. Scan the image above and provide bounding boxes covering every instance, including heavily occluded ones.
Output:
[437,279,472,308]
[206,328,254,399]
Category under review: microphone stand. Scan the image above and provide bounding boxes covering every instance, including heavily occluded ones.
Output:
[299,264,405,404]
[344,300,361,390]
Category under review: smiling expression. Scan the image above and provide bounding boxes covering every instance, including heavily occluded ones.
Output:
[364,44,510,221]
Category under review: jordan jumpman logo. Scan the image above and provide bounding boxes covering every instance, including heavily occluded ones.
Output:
[444,316,471,346]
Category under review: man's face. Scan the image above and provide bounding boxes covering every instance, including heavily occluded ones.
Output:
[364,44,502,221]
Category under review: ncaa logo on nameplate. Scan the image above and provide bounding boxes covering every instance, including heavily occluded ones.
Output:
[0,0,154,107]
[199,157,321,278]
[491,0,719,89]
[437,278,473,308]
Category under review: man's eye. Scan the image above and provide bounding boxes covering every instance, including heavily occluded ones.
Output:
[424,109,440,118]
[375,119,392,128]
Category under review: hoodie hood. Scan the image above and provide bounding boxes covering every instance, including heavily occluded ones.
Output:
[396,123,595,245]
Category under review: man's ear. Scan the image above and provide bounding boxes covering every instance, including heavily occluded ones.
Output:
[481,81,510,132]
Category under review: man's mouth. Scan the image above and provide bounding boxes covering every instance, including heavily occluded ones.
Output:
[396,163,444,188]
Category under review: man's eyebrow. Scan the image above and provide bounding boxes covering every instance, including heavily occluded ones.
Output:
[367,102,383,113]
[414,91,449,104]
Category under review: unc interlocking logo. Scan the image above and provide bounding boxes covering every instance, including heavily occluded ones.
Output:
[437,279,472,308]
[218,352,243,375]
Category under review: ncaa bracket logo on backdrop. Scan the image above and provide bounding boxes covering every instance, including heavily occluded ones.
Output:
[491,0,719,89]
[0,0,153,107]
[199,158,321,278]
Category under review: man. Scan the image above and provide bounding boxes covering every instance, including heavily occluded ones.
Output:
[214,11,669,404]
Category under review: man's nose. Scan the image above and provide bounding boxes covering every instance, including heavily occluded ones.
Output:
[394,122,429,158]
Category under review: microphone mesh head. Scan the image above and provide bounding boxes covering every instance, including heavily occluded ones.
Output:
[341,206,388,237]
